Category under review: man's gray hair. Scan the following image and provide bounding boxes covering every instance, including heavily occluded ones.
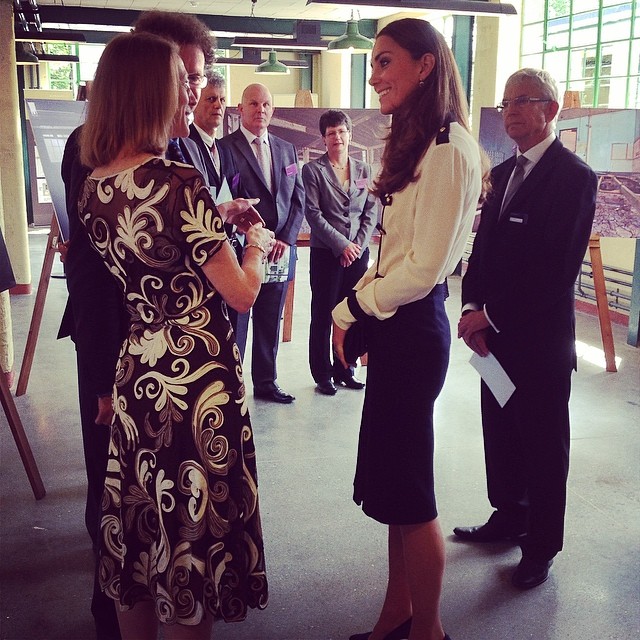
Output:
[505,68,559,103]
[205,69,226,88]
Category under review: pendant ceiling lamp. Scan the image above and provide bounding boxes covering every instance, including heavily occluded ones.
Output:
[255,50,290,74]
[327,12,373,54]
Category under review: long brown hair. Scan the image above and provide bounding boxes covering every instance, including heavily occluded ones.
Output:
[372,19,470,199]
[80,32,180,168]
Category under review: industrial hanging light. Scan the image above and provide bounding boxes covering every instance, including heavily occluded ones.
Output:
[327,12,373,54]
[255,50,290,75]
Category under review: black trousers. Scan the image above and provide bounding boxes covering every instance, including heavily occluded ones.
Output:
[480,363,572,561]
[309,247,369,383]
[75,350,121,639]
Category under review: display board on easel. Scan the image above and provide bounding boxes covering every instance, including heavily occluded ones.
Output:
[25,99,88,241]
[478,106,640,371]
[16,100,86,396]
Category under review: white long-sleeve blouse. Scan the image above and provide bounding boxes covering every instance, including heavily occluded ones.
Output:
[332,121,482,329]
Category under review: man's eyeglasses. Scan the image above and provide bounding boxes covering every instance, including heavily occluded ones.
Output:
[496,96,551,112]
[188,74,208,89]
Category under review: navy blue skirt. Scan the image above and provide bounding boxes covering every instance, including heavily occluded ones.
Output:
[353,284,450,525]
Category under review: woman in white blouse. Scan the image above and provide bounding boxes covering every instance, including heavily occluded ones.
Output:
[333,18,484,640]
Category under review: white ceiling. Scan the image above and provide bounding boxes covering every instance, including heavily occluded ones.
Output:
[36,0,435,29]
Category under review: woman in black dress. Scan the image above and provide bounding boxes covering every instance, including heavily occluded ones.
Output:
[333,19,484,640]
[77,32,274,640]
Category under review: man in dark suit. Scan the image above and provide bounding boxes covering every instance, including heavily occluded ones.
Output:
[189,69,229,195]
[219,83,304,404]
[455,68,597,590]
[189,70,246,334]
[57,12,216,640]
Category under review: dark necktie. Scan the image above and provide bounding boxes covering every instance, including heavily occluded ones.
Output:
[253,137,272,192]
[166,138,186,162]
[500,155,528,217]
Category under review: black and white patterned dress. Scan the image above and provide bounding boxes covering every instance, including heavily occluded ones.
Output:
[78,158,268,625]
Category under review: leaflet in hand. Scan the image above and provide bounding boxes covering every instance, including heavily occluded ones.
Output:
[264,245,290,283]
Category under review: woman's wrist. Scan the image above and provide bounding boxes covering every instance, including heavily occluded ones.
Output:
[245,243,268,262]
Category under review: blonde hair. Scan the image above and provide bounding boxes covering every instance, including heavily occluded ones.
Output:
[80,32,180,168]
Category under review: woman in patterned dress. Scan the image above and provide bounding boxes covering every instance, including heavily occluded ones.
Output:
[77,32,273,640]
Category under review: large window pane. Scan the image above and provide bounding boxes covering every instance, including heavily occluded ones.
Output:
[569,48,595,81]
[606,75,630,107]
[570,0,599,11]
[521,53,543,70]
[547,16,570,50]
[521,22,544,54]
[548,0,572,19]
[632,39,640,75]
[524,2,638,111]
[572,11,600,47]
[601,5,632,42]
[522,1,545,23]
[605,41,630,78]
[544,50,569,84]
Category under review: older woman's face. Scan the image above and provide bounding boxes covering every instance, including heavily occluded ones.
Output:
[171,58,194,139]
[369,34,432,115]
[323,123,351,153]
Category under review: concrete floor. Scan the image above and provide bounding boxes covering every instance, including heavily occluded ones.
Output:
[1,228,639,640]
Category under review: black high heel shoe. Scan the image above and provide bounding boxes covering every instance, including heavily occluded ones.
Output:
[349,618,412,640]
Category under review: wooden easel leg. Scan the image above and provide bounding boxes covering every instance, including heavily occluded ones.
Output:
[589,236,617,372]
[0,372,46,499]
[282,278,295,343]
[628,239,640,347]
[16,217,60,396]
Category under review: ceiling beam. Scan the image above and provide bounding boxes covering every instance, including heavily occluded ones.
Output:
[306,0,517,16]
[37,6,376,44]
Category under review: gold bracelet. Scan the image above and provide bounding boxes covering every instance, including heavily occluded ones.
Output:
[245,243,267,255]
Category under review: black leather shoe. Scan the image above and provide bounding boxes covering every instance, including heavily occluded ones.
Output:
[349,618,411,640]
[253,383,295,404]
[334,373,365,390]
[453,513,526,543]
[316,380,337,396]
[512,557,553,589]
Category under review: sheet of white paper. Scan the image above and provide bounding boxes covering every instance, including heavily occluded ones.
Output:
[215,177,232,205]
[469,352,516,408]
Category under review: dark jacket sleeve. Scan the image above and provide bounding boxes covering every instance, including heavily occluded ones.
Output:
[59,126,128,397]
[276,140,305,246]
